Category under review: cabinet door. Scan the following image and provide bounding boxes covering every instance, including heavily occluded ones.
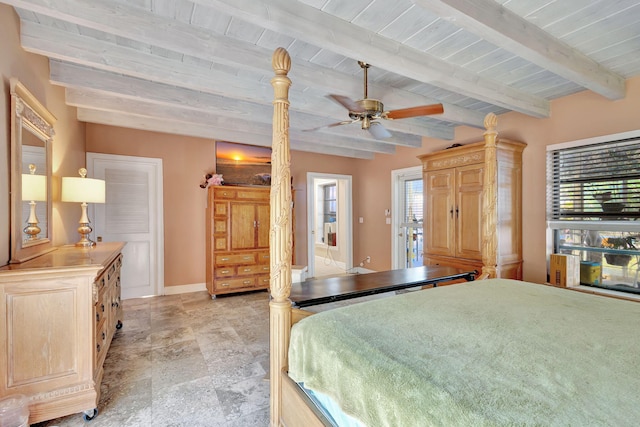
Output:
[456,164,484,260]
[256,203,270,249]
[230,203,257,250]
[425,170,455,257]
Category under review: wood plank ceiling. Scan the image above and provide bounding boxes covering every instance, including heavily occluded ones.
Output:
[4,0,640,158]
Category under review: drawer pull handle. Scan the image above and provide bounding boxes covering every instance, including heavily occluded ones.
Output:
[243,280,251,285]
[221,283,230,287]
[221,257,230,261]
[243,256,252,260]
[243,268,251,272]
[102,332,106,340]
[96,313,100,322]
[262,267,269,271]
[221,270,230,274]
[97,344,101,353]
[101,304,105,312]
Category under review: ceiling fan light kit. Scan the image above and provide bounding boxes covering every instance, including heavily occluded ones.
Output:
[310,60,444,139]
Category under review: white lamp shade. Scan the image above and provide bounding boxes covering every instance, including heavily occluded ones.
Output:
[61,176,106,203]
[22,173,47,201]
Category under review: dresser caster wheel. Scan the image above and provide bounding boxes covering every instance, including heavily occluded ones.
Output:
[83,408,98,422]
[116,320,123,330]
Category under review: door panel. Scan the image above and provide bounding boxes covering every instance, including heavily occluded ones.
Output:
[88,153,163,299]
[230,203,256,250]
[256,203,270,249]
[425,170,455,257]
[456,165,483,260]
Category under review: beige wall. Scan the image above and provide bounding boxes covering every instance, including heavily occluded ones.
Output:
[86,125,216,287]
[0,5,86,265]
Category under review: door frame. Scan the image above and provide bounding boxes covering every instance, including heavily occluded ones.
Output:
[391,166,423,269]
[87,152,165,297]
[306,172,353,278]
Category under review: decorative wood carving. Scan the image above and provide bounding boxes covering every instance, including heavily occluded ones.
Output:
[269,47,293,427]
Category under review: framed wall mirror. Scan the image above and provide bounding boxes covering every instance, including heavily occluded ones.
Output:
[10,78,56,263]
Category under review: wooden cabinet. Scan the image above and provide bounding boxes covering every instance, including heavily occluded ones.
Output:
[419,137,525,279]
[206,186,271,297]
[0,242,124,424]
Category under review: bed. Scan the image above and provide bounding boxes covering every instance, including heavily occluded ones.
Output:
[288,278,640,426]
[266,48,640,426]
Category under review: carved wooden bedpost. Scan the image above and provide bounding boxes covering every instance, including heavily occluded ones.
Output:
[481,112,498,278]
[269,47,293,427]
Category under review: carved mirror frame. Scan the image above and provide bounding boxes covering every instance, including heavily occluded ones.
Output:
[10,78,56,263]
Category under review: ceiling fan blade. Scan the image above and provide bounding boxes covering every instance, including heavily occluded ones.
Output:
[384,103,444,120]
[368,122,392,139]
[327,94,365,113]
[303,120,358,132]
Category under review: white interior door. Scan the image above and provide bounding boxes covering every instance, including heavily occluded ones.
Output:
[87,153,164,299]
[391,166,424,270]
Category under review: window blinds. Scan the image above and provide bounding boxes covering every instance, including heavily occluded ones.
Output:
[547,138,640,220]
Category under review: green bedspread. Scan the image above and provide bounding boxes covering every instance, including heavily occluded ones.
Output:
[288,279,640,426]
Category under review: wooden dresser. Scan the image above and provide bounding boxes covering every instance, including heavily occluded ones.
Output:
[206,186,271,297]
[419,136,526,279]
[0,242,124,424]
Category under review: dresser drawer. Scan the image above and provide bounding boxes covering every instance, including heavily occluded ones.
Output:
[257,251,270,264]
[95,319,109,367]
[95,296,107,328]
[215,266,235,278]
[237,265,267,276]
[214,188,237,199]
[215,277,256,291]
[236,189,269,201]
[215,253,256,265]
[256,274,270,288]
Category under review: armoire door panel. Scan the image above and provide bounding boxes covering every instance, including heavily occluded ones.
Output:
[425,170,455,257]
[230,203,257,250]
[456,165,483,260]
[256,204,270,248]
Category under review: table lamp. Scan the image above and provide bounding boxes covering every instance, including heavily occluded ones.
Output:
[22,163,47,241]
[61,168,105,247]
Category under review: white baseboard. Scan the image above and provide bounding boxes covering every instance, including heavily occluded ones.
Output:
[163,282,207,295]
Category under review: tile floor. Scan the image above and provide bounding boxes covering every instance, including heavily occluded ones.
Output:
[34,290,272,427]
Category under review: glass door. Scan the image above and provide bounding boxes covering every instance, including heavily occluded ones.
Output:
[392,167,424,269]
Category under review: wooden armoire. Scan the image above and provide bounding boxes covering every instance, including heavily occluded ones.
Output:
[206,185,271,297]
[418,113,526,279]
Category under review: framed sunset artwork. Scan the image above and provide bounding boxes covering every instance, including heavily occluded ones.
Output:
[215,141,272,186]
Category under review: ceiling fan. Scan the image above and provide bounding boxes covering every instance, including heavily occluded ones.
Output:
[307,61,444,139]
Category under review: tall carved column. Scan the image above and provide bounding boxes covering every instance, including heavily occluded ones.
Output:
[481,112,498,278]
[269,47,293,427]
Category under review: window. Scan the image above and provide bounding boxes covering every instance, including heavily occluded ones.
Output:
[547,132,640,294]
[547,138,640,221]
[322,184,337,246]
[323,184,336,224]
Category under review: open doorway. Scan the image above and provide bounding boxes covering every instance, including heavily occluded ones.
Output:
[306,173,353,278]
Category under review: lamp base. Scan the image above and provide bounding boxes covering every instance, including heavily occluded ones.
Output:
[24,223,41,241]
[76,222,96,247]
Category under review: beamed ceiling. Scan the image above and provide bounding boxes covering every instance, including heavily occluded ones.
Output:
[4,0,640,158]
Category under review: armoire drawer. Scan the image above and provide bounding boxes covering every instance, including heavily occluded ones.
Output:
[215,253,256,265]
[215,277,256,291]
